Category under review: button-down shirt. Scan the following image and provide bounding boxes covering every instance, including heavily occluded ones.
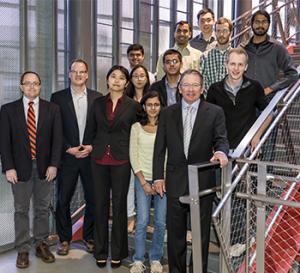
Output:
[70,87,87,144]
[156,43,203,80]
[165,78,179,106]
[181,98,200,130]
[200,45,232,91]
[23,96,39,126]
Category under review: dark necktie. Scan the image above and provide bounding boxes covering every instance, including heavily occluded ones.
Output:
[27,101,37,159]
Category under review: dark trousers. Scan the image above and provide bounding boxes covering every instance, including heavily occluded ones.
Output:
[91,161,131,260]
[12,161,53,252]
[56,155,94,242]
[167,195,213,273]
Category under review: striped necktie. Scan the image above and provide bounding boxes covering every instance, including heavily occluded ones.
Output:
[27,101,37,159]
[183,105,194,158]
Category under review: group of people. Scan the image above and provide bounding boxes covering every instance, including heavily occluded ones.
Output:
[0,7,298,273]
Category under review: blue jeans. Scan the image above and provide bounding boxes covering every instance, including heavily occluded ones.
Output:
[133,177,166,262]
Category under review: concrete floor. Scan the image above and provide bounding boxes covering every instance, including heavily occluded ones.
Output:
[0,241,172,273]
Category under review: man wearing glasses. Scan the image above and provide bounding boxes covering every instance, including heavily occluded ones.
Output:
[190,8,217,53]
[150,49,182,106]
[0,71,63,268]
[153,69,229,273]
[201,17,233,92]
[51,59,101,256]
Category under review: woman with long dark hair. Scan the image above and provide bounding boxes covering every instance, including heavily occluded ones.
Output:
[126,64,151,233]
[84,65,140,269]
[129,91,166,273]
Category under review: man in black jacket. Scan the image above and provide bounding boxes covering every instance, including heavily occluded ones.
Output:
[150,49,182,106]
[0,71,63,268]
[51,59,102,255]
[207,47,271,152]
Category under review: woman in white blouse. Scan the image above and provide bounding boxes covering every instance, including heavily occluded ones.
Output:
[129,91,166,273]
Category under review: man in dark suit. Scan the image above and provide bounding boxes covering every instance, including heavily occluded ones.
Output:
[51,59,102,255]
[150,49,182,107]
[153,69,229,273]
[0,71,63,268]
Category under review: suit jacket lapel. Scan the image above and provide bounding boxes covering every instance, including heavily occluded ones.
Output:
[111,96,130,129]
[173,103,183,140]
[16,99,28,137]
[190,100,207,143]
[37,99,46,132]
[17,99,31,155]
[87,89,93,114]
[66,88,77,120]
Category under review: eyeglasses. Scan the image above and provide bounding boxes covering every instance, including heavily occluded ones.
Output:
[22,81,40,87]
[180,83,202,89]
[145,103,161,109]
[132,75,147,80]
[164,59,180,65]
[70,70,87,75]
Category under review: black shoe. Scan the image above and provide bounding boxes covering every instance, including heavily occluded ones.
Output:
[111,260,121,268]
[83,239,94,253]
[36,243,55,263]
[96,260,107,268]
[16,252,29,268]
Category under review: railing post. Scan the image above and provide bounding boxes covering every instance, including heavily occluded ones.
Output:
[220,161,232,273]
[188,164,203,273]
[256,163,267,273]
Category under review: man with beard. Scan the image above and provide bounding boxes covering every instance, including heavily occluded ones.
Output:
[156,21,202,80]
[201,17,233,92]
[150,49,182,106]
[190,8,217,53]
[243,10,298,97]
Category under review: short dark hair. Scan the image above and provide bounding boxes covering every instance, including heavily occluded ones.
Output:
[197,8,215,21]
[69,58,89,72]
[215,17,233,32]
[139,91,164,126]
[162,49,182,63]
[127,44,145,55]
[106,65,130,89]
[126,64,150,99]
[175,20,192,33]
[251,10,271,25]
[20,71,41,85]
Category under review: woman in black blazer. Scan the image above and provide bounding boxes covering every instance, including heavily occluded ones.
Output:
[84,65,140,268]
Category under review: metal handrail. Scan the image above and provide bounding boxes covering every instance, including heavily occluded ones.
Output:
[213,77,300,219]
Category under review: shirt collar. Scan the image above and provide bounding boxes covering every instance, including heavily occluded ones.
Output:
[107,94,125,103]
[182,98,200,110]
[174,43,192,53]
[70,86,87,97]
[199,32,216,42]
[23,96,39,105]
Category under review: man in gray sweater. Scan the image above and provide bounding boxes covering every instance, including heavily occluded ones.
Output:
[243,10,298,98]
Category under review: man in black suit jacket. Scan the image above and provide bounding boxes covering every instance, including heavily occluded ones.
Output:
[150,49,182,107]
[0,71,63,268]
[153,69,229,273]
[51,59,102,255]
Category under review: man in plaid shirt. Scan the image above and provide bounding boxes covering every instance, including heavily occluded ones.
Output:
[201,17,233,92]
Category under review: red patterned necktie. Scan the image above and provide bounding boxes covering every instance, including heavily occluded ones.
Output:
[27,101,37,159]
